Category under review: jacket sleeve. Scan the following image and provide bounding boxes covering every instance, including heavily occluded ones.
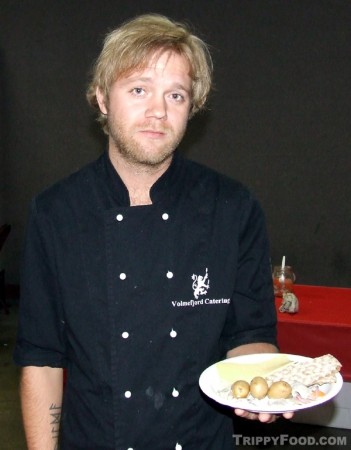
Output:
[220,191,277,353]
[13,198,67,368]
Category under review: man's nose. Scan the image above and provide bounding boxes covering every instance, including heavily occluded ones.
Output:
[145,95,167,119]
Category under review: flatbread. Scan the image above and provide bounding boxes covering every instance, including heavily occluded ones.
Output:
[265,354,342,386]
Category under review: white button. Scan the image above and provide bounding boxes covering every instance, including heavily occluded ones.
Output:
[170,329,177,338]
[116,214,123,221]
[172,388,179,397]
[121,332,129,339]
[119,273,127,280]
[166,271,173,279]
[127,448,134,450]
[162,213,169,220]
[175,444,182,450]
[124,391,132,398]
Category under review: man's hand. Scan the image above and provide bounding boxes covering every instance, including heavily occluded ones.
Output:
[234,408,294,424]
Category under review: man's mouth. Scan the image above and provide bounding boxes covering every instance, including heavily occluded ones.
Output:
[138,129,167,138]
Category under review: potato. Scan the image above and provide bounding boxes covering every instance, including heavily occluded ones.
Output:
[267,381,292,399]
[231,380,250,398]
[249,376,269,399]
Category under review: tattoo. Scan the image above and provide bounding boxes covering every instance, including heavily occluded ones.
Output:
[50,403,61,449]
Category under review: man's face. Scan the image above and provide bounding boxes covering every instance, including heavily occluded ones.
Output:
[96,51,192,167]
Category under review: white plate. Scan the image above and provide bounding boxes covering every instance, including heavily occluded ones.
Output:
[199,353,343,413]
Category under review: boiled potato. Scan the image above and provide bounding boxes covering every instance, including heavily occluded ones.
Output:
[231,380,250,398]
[267,381,292,399]
[249,376,269,399]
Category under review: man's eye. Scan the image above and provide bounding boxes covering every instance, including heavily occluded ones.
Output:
[131,87,144,95]
[171,93,184,101]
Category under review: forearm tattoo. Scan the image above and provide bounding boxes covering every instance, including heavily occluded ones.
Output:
[50,403,61,449]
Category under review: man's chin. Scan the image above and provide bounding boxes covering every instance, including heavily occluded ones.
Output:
[135,152,174,168]
[123,145,175,167]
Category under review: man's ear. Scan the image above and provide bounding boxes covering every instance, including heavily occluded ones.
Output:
[96,87,108,114]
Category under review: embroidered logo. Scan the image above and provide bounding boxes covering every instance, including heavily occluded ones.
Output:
[191,268,210,299]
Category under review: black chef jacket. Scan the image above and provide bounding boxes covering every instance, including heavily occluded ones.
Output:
[14,151,277,450]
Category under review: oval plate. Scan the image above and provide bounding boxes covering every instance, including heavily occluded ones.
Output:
[199,353,343,413]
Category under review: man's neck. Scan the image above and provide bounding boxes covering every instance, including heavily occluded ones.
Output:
[108,148,172,206]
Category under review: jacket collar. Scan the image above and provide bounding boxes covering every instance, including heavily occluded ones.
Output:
[101,150,185,206]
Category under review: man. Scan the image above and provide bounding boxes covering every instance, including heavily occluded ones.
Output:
[14,14,292,450]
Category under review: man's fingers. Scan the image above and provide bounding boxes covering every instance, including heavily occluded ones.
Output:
[234,408,293,423]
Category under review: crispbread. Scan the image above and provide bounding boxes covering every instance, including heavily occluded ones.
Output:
[265,354,342,387]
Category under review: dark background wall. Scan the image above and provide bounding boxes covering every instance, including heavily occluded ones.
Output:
[0,0,350,287]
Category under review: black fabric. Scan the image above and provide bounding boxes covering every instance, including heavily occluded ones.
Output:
[14,151,277,449]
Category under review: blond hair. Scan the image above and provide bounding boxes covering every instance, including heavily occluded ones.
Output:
[86,14,213,133]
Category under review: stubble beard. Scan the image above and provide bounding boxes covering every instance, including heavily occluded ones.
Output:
[107,116,187,168]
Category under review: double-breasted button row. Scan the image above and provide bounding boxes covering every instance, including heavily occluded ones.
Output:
[115,212,170,222]
[127,443,182,450]
[118,271,173,280]
[114,210,181,450]
[120,329,178,339]
[123,387,180,399]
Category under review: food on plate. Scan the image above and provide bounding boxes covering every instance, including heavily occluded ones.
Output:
[199,353,343,413]
[231,376,290,400]
[267,381,292,399]
[249,376,269,399]
[219,353,342,405]
[231,380,250,398]
[216,354,291,383]
[291,382,325,402]
[265,354,341,387]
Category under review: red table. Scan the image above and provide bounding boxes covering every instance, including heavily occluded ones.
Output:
[275,284,351,382]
